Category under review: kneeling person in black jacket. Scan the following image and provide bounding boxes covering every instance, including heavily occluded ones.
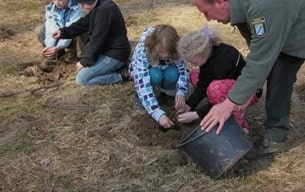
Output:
[52,0,131,85]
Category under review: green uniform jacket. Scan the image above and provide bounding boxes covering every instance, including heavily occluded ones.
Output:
[229,0,305,104]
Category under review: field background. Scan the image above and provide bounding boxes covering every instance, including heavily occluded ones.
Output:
[1,0,305,191]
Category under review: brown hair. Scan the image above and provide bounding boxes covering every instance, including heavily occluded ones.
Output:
[145,24,180,64]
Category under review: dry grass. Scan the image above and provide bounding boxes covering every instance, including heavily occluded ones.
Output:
[1,0,305,191]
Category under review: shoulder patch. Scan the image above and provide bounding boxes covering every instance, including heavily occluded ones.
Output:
[251,16,267,37]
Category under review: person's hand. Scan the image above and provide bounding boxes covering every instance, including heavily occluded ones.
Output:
[159,114,174,129]
[177,111,199,123]
[52,30,61,39]
[76,62,84,71]
[41,47,60,57]
[200,98,235,134]
[175,95,185,111]
[176,104,191,114]
[234,94,253,112]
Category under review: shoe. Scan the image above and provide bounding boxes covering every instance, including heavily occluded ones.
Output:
[119,65,131,81]
[262,138,290,153]
[245,139,286,160]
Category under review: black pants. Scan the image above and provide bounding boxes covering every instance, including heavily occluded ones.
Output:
[265,53,304,142]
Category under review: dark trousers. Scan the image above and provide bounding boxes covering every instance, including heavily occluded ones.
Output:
[265,53,304,142]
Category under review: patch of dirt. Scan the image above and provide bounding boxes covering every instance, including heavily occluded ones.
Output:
[21,60,76,84]
[127,108,193,175]
[130,109,195,149]
[0,27,15,42]
[131,102,198,149]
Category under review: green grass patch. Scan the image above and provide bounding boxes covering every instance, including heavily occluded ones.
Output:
[0,132,34,159]
[0,62,16,75]
[5,1,41,12]
[0,100,41,116]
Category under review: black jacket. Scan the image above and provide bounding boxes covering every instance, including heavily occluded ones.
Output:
[59,0,131,67]
[186,43,246,118]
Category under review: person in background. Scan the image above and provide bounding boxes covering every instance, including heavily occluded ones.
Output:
[193,0,305,155]
[52,0,131,85]
[35,0,86,63]
[177,25,262,134]
[129,24,189,130]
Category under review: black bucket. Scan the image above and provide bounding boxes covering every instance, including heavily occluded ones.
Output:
[176,116,252,179]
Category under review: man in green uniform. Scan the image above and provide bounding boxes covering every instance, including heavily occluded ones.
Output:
[193,0,305,155]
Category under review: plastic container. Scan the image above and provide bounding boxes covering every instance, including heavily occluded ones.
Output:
[176,116,252,179]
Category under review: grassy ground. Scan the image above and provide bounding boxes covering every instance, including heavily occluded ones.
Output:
[1,0,305,191]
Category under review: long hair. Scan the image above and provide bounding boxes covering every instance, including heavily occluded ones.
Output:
[145,24,180,64]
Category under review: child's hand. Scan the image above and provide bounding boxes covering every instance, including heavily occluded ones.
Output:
[158,114,174,129]
[176,104,191,114]
[177,111,199,123]
[76,62,84,71]
[175,95,185,111]
[41,47,60,57]
[52,30,61,39]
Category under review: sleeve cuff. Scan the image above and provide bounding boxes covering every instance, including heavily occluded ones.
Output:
[176,90,185,97]
[151,108,165,122]
[227,95,240,105]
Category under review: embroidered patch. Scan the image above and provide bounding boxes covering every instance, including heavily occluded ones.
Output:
[251,17,267,37]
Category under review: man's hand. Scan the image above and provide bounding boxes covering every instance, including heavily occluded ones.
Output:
[234,95,253,112]
[200,98,235,134]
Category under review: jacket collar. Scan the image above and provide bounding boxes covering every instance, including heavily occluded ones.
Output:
[230,0,248,25]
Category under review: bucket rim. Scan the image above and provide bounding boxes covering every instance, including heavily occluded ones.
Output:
[176,126,207,148]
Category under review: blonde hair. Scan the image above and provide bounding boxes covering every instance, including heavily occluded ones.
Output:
[145,24,180,64]
[178,24,222,59]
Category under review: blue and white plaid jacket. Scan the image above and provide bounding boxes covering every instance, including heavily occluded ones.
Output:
[129,26,189,122]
